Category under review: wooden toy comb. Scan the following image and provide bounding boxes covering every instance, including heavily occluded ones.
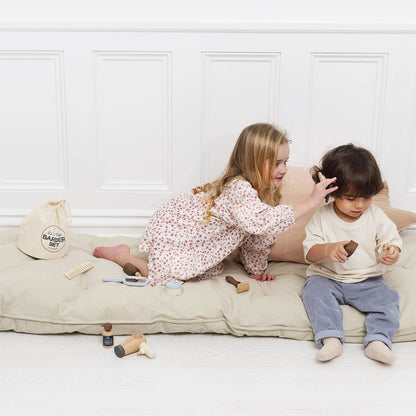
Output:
[318,172,336,202]
[65,261,94,279]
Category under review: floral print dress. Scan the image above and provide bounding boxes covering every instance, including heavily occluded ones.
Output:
[139,178,295,285]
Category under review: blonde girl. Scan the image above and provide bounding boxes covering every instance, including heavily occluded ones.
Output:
[94,123,336,285]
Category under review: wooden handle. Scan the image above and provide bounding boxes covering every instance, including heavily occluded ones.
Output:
[226,275,240,287]
[123,262,141,276]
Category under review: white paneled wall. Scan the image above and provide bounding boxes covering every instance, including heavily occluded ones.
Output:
[0,22,415,234]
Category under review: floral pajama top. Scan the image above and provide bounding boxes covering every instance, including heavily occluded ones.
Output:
[139,178,295,285]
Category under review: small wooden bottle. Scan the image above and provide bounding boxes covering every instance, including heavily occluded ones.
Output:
[102,323,114,348]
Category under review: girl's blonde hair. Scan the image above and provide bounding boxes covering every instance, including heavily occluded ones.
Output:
[193,123,290,222]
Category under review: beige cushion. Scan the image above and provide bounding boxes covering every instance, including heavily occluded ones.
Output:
[270,166,416,264]
[1,228,416,343]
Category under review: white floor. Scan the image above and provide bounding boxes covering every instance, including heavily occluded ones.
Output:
[1,332,416,415]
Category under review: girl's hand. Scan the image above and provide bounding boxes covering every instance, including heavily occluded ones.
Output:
[379,244,400,265]
[309,177,338,206]
[293,177,338,221]
[326,241,350,263]
[249,274,276,282]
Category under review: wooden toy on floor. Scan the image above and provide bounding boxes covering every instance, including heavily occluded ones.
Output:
[344,240,358,257]
[101,323,114,348]
[123,262,141,276]
[114,333,156,358]
[318,172,336,203]
[226,276,250,293]
[65,261,94,279]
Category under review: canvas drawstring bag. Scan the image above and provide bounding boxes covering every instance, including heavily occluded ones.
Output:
[17,200,71,259]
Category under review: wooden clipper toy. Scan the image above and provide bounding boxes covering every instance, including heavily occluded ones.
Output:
[225,276,250,293]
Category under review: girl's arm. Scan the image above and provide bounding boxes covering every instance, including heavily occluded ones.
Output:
[306,240,350,264]
[293,177,337,221]
[238,233,276,277]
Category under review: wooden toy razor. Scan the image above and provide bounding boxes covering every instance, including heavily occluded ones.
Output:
[226,276,250,293]
[318,172,336,202]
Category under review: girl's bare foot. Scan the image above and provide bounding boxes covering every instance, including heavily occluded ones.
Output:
[93,244,131,265]
[93,244,150,277]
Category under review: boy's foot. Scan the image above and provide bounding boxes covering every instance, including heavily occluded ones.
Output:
[316,337,343,362]
[364,341,396,364]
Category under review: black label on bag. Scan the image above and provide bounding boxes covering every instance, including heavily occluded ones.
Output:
[41,225,66,252]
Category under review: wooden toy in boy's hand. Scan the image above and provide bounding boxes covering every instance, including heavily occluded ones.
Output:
[225,276,249,293]
[379,243,394,260]
[344,240,358,257]
[318,172,336,203]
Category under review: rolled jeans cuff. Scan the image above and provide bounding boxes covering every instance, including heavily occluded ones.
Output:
[315,330,345,347]
[364,334,393,350]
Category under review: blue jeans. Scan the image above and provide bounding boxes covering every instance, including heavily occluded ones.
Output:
[302,275,400,349]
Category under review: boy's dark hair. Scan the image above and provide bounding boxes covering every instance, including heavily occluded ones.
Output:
[311,143,384,198]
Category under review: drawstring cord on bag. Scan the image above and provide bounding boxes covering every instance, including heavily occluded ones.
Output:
[63,200,72,224]
[50,200,72,224]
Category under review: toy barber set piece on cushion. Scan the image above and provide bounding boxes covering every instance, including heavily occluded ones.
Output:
[1,167,416,346]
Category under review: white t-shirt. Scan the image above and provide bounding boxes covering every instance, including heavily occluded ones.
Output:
[303,203,402,283]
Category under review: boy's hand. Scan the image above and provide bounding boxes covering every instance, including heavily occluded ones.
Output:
[326,241,350,263]
[379,244,400,265]
[249,274,276,282]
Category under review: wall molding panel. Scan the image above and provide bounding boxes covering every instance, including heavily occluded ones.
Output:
[94,51,172,192]
[201,52,280,182]
[408,81,416,195]
[306,52,388,165]
[0,50,68,191]
[0,24,414,233]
